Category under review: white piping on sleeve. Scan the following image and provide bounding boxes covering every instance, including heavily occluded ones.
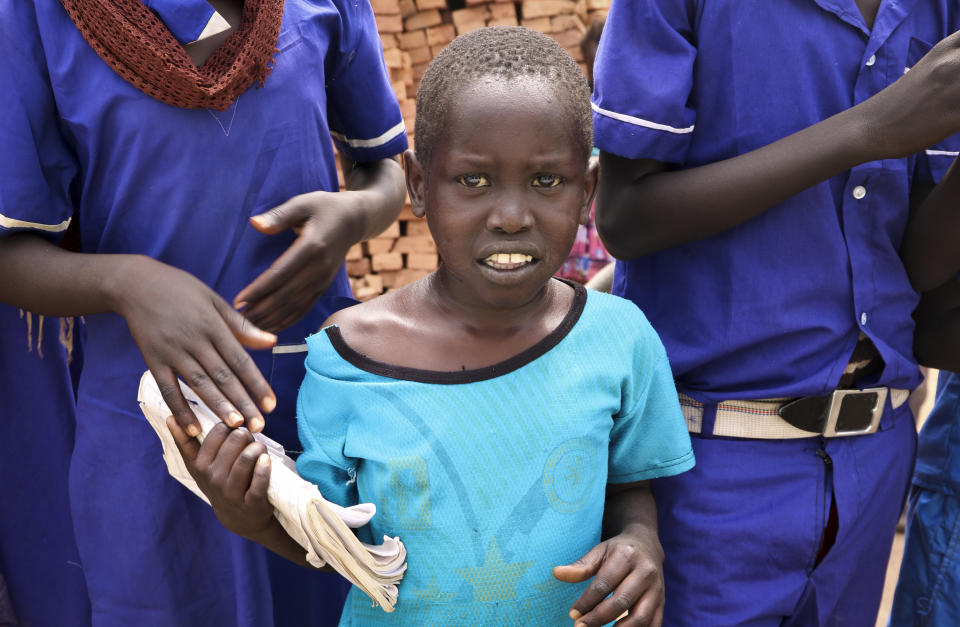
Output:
[591,102,694,134]
[926,149,960,157]
[0,214,71,232]
[330,121,406,149]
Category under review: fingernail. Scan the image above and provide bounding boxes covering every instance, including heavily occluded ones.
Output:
[251,216,267,227]
[235,301,247,310]
[261,331,277,342]
[228,411,243,428]
[262,396,276,413]
[186,423,201,438]
[569,610,582,621]
[258,453,270,466]
[249,417,265,433]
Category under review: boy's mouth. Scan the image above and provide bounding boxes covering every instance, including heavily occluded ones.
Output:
[481,252,535,271]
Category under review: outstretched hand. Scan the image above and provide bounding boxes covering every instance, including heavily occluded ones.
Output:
[168,418,275,539]
[553,527,665,627]
[115,256,277,436]
[234,191,362,333]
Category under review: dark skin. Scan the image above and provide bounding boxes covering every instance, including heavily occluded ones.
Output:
[596,1,960,261]
[0,1,407,437]
[176,79,668,626]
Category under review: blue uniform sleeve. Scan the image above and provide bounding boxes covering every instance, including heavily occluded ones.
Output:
[296,334,360,507]
[324,0,407,163]
[608,310,694,483]
[0,3,77,241]
[592,0,698,163]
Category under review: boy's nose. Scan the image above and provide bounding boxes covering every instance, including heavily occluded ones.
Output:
[486,197,534,233]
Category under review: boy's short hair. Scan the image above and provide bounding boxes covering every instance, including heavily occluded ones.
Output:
[414,26,593,170]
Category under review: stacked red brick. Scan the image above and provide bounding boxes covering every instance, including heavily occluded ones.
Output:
[349,0,610,301]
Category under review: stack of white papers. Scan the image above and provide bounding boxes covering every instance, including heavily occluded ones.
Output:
[137,371,406,611]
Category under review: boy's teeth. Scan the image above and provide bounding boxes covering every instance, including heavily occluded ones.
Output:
[485,253,533,264]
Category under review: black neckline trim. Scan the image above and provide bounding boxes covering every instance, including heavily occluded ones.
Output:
[326,279,587,384]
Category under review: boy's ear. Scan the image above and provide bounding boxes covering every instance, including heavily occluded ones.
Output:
[579,157,599,225]
[403,150,427,218]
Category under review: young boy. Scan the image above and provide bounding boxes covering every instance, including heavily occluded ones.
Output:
[169,27,694,626]
[591,0,960,624]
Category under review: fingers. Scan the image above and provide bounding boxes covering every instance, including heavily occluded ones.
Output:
[167,414,200,461]
[243,262,329,332]
[249,199,312,236]
[245,452,271,508]
[153,366,201,437]
[566,544,664,627]
[234,237,332,324]
[223,436,267,503]
[553,544,605,583]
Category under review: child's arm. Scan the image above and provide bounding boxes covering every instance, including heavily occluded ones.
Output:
[166,417,324,569]
[913,279,960,371]
[553,480,663,627]
[596,31,960,260]
[901,162,960,291]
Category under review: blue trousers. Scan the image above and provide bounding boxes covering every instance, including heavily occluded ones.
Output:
[652,402,916,626]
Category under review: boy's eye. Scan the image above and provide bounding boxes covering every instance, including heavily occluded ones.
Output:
[456,174,490,188]
[531,174,563,188]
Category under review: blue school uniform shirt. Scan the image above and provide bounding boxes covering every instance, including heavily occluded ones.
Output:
[0,1,405,624]
[296,284,694,625]
[592,0,959,403]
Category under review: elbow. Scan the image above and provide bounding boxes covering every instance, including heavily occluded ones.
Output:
[595,199,659,260]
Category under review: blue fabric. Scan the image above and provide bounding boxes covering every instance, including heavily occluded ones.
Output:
[296,287,694,625]
[892,372,960,625]
[653,406,916,626]
[0,307,91,626]
[592,0,960,403]
[145,0,215,45]
[912,372,960,494]
[0,1,405,625]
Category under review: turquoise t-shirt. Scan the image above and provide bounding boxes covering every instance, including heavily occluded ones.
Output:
[296,283,694,625]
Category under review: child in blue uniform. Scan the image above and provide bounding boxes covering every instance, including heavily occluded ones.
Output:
[592,0,960,624]
[168,27,694,626]
[0,0,407,624]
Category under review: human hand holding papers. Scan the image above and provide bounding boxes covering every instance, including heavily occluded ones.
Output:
[137,371,406,611]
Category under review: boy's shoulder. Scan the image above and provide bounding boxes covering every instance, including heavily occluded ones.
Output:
[582,288,657,336]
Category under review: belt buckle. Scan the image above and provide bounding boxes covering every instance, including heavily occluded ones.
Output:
[822,387,887,437]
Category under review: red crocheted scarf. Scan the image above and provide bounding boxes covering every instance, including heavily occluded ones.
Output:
[59,0,284,111]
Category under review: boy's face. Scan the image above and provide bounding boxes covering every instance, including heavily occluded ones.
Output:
[405,78,597,309]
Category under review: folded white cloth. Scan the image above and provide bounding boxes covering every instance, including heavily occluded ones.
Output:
[137,371,406,611]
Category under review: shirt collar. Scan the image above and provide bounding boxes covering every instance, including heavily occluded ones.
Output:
[144,0,229,45]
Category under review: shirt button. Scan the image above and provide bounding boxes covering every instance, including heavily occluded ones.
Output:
[866,54,876,66]
[853,185,867,199]
[860,312,868,326]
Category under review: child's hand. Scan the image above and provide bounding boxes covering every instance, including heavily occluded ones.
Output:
[553,527,665,627]
[860,29,960,159]
[167,417,275,539]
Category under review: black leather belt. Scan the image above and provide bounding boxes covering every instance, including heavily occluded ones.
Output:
[778,388,888,437]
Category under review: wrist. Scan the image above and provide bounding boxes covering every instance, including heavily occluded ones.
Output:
[101,254,152,315]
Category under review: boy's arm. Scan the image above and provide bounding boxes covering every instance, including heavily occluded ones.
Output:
[913,279,960,371]
[234,156,406,332]
[597,30,960,260]
[167,417,330,569]
[553,481,664,627]
[901,161,960,291]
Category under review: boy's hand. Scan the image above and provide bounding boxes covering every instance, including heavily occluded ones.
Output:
[167,418,275,539]
[553,528,664,627]
[114,256,277,436]
[234,190,360,333]
[862,29,960,159]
